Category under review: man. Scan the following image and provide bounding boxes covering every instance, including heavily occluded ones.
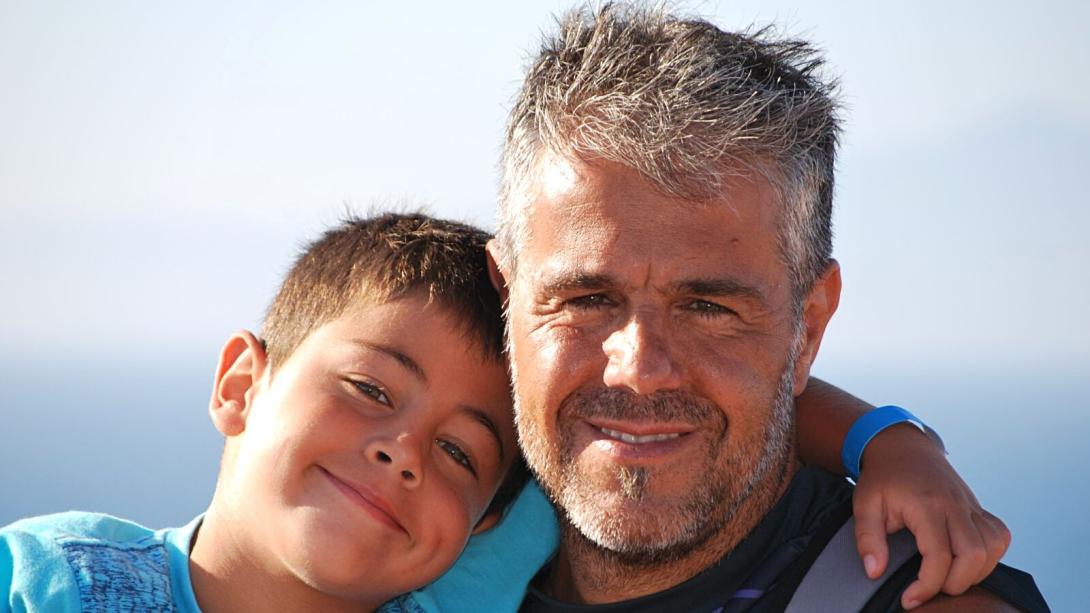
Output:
[484,4,1047,611]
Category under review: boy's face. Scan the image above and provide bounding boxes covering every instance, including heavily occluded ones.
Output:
[215,293,516,602]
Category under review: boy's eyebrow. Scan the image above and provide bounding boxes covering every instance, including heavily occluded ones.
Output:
[352,341,427,383]
[463,407,506,463]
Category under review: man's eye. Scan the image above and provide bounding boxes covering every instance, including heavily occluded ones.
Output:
[685,300,735,318]
[436,439,477,477]
[567,294,614,310]
[351,380,391,406]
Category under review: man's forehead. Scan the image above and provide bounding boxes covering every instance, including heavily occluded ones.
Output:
[513,155,789,299]
[524,162,780,251]
[527,154,780,219]
[533,152,581,202]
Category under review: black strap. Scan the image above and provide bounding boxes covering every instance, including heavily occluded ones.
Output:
[754,501,852,611]
[786,518,917,613]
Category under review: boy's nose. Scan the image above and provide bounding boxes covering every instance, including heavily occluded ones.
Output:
[366,433,423,488]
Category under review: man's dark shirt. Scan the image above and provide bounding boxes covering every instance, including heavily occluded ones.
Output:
[521,467,1048,612]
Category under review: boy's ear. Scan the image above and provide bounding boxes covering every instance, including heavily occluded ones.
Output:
[485,239,510,303]
[471,509,505,535]
[209,330,269,437]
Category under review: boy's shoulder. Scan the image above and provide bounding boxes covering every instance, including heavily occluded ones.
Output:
[1,512,201,613]
[4,510,157,542]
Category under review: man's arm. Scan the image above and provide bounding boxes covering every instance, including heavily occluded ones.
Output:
[795,377,1012,610]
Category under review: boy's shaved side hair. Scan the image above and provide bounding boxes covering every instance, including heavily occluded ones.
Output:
[262,211,504,370]
[261,211,527,515]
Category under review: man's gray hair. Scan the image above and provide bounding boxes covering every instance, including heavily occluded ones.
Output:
[497,2,841,296]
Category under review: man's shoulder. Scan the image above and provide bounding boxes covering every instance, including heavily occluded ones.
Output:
[977,564,1050,612]
[1,512,183,613]
[781,507,1049,613]
[865,558,1049,613]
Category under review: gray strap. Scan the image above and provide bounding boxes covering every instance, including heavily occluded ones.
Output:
[785,518,918,613]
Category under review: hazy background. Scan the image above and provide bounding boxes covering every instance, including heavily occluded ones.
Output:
[1,1,1086,609]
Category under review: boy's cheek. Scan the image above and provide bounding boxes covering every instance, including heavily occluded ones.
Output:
[418,484,481,548]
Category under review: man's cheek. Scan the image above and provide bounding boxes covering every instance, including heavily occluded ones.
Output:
[523,328,593,393]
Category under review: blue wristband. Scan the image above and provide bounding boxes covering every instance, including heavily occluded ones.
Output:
[841,405,934,481]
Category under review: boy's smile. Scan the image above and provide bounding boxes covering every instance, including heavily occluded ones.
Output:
[200,292,516,609]
[318,465,408,533]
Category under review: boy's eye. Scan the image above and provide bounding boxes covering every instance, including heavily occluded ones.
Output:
[436,439,477,477]
[351,380,391,406]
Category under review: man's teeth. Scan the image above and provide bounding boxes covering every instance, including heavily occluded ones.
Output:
[598,427,681,444]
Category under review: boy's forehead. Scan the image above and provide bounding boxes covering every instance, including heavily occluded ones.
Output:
[321,295,509,385]
[339,293,504,361]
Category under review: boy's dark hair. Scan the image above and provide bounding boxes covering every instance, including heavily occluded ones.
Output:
[263,211,503,368]
[262,211,528,515]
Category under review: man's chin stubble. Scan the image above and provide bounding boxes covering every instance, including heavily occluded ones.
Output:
[522,362,797,566]
[556,435,793,568]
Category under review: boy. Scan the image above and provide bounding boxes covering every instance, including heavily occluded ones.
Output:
[1,212,1007,612]
[2,213,524,612]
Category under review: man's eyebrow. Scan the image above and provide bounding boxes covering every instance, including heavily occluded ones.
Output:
[543,272,764,302]
[672,278,765,302]
[541,271,614,295]
[351,341,427,383]
[463,407,506,463]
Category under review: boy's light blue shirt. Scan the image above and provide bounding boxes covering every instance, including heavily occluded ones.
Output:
[1,481,559,613]
[413,480,560,613]
[0,511,202,613]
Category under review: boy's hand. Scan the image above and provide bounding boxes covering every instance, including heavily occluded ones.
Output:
[852,424,1011,611]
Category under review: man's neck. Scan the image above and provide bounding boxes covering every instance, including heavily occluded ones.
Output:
[540,458,798,605]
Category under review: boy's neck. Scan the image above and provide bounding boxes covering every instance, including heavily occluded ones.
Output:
[189,504,389,613]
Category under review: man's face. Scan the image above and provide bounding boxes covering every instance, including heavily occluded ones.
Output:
[219,294,516,602]
[499,155,834,560]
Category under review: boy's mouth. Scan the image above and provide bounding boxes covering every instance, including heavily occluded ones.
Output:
[318,466,407,534]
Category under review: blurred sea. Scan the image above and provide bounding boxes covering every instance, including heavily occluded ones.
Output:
[1,356,1084,610]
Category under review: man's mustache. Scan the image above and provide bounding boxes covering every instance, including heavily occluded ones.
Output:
[561,388,725,427]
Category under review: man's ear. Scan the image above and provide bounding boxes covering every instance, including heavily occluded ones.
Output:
[485,239,510,303]
[792,260,842,395]
[471,509,505,535]
[209,331,268,437]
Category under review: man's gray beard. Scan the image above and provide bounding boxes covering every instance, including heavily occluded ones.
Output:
[510,335,798,566]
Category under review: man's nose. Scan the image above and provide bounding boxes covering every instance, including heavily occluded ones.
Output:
[365,432,424,489]
[601,313,682,394]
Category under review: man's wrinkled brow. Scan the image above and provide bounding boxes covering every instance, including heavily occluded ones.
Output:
[539,271,765,303]
[540,272,614,295]
[672,278,765,302]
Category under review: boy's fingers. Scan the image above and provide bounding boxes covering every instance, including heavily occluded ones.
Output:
[900,579,924,610]
[973,511,1011,583]
[853,496,889,578]
[900,514,952,610]
[941,511,987,595]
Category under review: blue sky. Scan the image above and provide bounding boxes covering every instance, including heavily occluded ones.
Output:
[2,1,1087,373]
[1,1,1087,607]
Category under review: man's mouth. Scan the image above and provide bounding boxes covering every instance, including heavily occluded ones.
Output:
[595,426,683,444]
[583,420,697,462]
